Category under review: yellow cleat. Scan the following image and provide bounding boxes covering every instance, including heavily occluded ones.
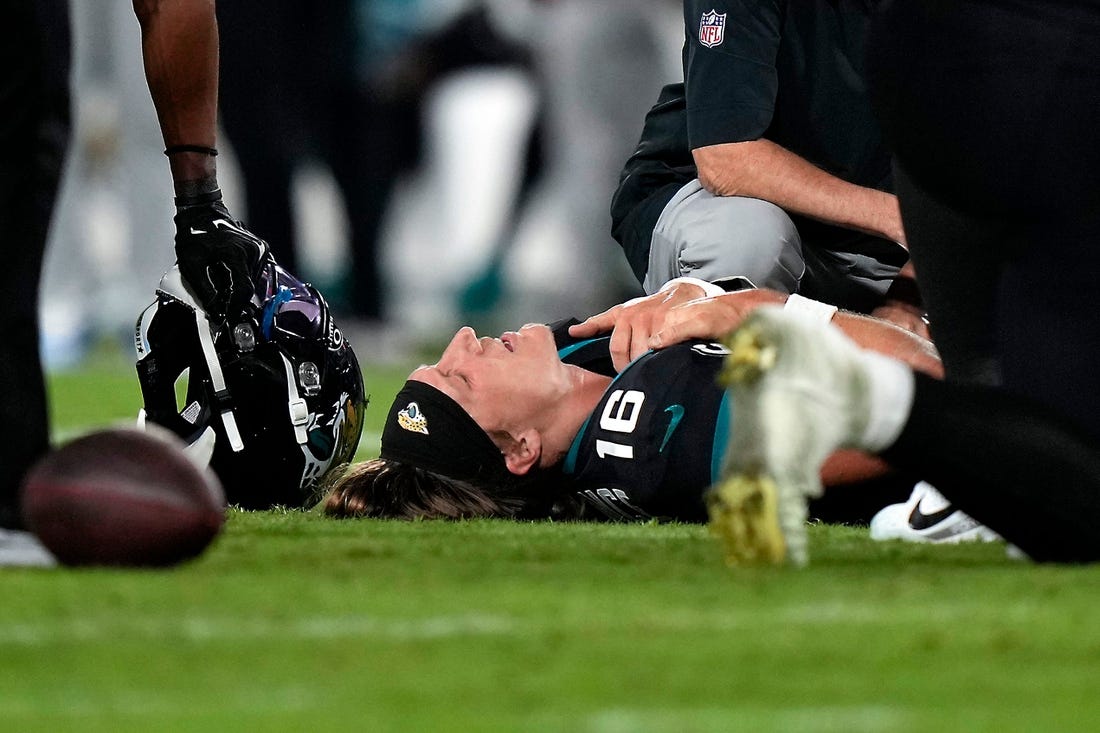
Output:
[708,306,873,567]
[707,473,787,566]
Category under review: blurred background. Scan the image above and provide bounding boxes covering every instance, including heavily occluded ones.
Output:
[43,0,684,371]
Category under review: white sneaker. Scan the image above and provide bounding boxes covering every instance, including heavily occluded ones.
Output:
[0,529,57,568]
[870,481,1001,544]
[708,307,873,566]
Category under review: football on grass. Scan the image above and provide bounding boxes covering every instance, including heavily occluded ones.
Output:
[20,427,226,567]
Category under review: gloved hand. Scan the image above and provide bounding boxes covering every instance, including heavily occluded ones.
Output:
[173,201,271,319]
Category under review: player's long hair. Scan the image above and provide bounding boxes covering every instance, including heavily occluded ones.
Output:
[322,458,566,520]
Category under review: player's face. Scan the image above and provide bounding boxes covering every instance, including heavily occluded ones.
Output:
[409,324,571,434]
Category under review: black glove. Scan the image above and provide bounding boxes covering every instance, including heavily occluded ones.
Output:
[174,201,271,319]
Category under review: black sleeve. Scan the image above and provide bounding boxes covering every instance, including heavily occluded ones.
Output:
[683,0,784,149]
[549,319,617,378]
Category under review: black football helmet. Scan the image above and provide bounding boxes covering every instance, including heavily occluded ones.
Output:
[135,262,367,509]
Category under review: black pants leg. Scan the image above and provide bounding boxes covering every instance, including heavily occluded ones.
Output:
[871,0,1100,437]
[885,374,1100,563]
[0,0,71,528]
[891,164,1100,561]
[868,0,1100,559]
[892,167,1006,387]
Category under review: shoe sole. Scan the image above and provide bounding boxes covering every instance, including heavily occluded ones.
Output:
[708,323,809,567]
[706,473,786,565]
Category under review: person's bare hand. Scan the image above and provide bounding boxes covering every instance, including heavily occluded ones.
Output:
[570,286,784,372]
[648,289,784,351]
[568,281,708,372]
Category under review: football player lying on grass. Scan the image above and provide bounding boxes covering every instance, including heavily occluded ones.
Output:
[323,279,942,522]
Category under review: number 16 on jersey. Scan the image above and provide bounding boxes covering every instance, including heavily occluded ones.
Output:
[595,389,645,459]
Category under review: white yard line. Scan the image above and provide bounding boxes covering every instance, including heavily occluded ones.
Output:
[0,613,517,645]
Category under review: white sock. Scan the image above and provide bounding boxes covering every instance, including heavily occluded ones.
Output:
[857,349,915,452]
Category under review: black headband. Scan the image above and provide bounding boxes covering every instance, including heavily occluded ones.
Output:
[380,381,512,483]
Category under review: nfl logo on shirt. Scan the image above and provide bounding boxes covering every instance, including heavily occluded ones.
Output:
[699,10,726,48]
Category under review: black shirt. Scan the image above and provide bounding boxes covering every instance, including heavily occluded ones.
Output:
[552,321,730,522]
[611,0,893,280]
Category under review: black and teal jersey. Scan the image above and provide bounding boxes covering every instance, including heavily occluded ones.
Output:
[551,320,731,522]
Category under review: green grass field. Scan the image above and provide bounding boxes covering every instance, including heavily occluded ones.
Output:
[5,356,1100,732]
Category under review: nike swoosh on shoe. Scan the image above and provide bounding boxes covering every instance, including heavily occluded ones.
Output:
[908,501,956,530]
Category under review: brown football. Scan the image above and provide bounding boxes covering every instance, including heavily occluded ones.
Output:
[20,427,226,567]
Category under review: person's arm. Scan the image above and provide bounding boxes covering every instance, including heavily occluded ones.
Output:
[649,291,942,377]
[132,0,270,320]
[693,138,907,246]
[132,0,219,191]
[571,285,941,376]
[569,282,784,372]
[569,279,781,372]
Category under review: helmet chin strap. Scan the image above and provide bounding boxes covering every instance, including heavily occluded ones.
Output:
[280,352,310,446]
[194,309,245,452]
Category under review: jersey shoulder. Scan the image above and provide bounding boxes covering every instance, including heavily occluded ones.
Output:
[550,318,615,376]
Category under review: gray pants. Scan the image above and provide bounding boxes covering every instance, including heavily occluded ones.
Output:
[645,180,904,312]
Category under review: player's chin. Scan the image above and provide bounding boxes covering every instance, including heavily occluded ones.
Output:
[518,323,553,341]
[526,324,559,354]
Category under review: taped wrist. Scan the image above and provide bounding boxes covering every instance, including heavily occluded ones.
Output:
[174,175,223,210]
[783,293,838,323]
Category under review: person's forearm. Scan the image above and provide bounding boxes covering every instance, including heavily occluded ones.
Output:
[693,138,906,246]
[833,311,941,377]
[132,0,219,186]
